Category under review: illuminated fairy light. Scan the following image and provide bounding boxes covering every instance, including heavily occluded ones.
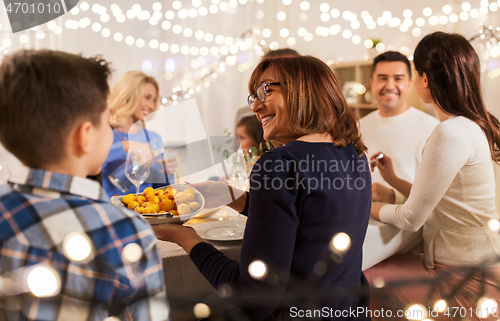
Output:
[372,277,385,288]
[27,265,61,297]
[477,296,498,317]
[122,243,143,263]
[433,299,447,313]
[405,304,428,320]
[63,232,93,263]
[488,219,500,231]
[248,260,268,279]
[330,232,351,253]
[193,303,211,318]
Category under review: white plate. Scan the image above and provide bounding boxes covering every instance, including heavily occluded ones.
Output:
[194,218,246,241]
[110,184,205,224]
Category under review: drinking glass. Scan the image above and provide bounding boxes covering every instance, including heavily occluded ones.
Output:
[228,150,249,190]
[125,148,152,194]
[0,162,11,184]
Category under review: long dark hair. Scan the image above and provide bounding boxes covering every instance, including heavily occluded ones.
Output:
[249,55,366,155]
[414,31,500,163]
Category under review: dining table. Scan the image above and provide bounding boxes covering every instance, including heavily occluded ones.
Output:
[157,207,422,320]
[157,207,245,321]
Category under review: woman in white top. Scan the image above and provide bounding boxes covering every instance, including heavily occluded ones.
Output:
[365,31,500,320]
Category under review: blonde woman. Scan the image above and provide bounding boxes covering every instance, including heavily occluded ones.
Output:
[102,71,174,196]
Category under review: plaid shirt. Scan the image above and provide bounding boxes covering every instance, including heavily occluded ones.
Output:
[0,169,170,321]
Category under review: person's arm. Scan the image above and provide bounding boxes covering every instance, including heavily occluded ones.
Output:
[371,153,412,198]
[157,153,299,320]
[372,122,473,231]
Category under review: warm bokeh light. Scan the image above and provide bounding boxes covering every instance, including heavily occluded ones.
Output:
[330,232,351,252]
[477,296,497,318]
[372,277,385,288]
[488,219,500,231]
[193,303,211,318]
[433,299,447,313]
[122,243,143,263]
[27,266,61,297]
[63,233,93,263]
[248,260,268,279]
[405,304,428,320]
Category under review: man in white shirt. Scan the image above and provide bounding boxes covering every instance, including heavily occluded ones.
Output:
[361,51,439,270]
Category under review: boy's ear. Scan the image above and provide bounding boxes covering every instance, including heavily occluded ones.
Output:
[72,120,93,156]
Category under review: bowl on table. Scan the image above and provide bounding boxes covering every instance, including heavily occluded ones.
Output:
[110,184,205,224]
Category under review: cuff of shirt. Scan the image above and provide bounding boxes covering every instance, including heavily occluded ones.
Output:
[393,188,407,204]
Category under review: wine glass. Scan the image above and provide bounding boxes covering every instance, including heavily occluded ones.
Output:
[0,162,11,184]
[228,150,249,190]
[125,148,152,195]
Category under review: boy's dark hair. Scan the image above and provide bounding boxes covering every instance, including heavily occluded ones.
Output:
[371,51,412,79]
[0,50,112,167]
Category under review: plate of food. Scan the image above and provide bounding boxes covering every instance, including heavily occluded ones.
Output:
[110,184,205,224]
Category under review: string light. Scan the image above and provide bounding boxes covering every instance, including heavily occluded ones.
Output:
[405,304,428,320]
[193,303,211,318]
[433,299,447,313]
[330,232,351,253]
[27,265,61,297]
[63,233,94,263]
[248,260,268,279]
[122,243,143,263]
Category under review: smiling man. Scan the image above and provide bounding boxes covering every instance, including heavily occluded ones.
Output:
[360,51,439,270]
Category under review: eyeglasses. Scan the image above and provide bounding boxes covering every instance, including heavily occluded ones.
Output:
[247,82,281,109]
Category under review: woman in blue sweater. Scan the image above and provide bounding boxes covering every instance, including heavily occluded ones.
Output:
[154,55,372,320]
[101,71,173,196]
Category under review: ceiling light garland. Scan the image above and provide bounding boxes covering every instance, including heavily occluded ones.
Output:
[2,0,499,74]
[158,28,267,107]
[68,0,500,64]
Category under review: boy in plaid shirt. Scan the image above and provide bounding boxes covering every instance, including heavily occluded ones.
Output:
[0,50,169,320]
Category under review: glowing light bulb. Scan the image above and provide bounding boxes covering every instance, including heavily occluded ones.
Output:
[277,11,286,21]
[433,299,447,313]
[406,304,427,320]
[331,232,351,252]
[63,233,93,262]
[442,5,452,14]
[403,9,412,18]
[27,266,61,297]
[248,260,267,279]
[193,303,211,318]
[122,243,143,263]
[373,277,385,288]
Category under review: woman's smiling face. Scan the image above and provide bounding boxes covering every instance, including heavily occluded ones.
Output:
[251,66,289,144]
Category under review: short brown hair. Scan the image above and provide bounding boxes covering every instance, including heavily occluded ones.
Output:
[0,50,112,167]
[248,55,366,155]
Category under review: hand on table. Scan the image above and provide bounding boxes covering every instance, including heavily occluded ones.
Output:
[152,224,204,254]
[188,180,246,210]
[372,183,396,204]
